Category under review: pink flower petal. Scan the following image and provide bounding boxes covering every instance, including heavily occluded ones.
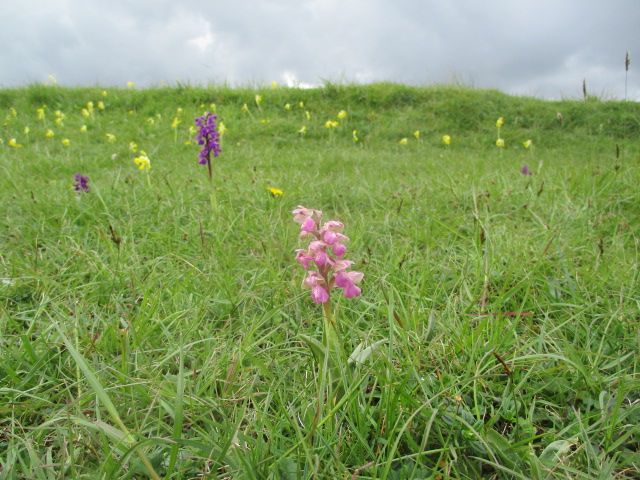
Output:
[311,285,330,303]
[301,217,316,232]
[332,243,347,257]
[343,284,361,298]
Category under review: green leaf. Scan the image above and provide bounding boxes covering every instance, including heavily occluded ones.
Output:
[348,339,388,365]
[485,429,522,470]
[539,440,573,468]
[299,334,326,364]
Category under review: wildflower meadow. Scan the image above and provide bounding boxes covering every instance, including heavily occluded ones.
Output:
[1,82,639,479]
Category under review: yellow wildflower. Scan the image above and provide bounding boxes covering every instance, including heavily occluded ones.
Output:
[337,110,347,119]
[298,125,307,134]
[267,187,283,196]
[523,139,532,149]
[496,138,505,147]
[80,125,87,133]
[352,130,359,142]
[45,129,54,138]
[496,117,504,128]
[8,138,22,147]
[442,135,451,145]
[399,138,409,145]
[134,151,151,170]
[413,130,420,139]
[61,138,71,146]
[105,133,116,142]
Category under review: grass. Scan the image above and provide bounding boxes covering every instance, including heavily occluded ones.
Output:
[1,81,639,479]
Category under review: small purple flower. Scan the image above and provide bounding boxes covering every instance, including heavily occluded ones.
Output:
[194,113,221,181]
[521,165,532,175]
[73,174,90,193]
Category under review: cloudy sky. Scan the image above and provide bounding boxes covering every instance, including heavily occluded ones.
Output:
[2,0,638,100]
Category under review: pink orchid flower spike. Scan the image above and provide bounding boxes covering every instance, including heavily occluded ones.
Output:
[293,206,363,305]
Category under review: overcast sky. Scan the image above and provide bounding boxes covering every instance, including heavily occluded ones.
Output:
[1,0,638,100]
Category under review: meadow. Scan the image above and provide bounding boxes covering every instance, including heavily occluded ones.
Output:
[0,82,639,479]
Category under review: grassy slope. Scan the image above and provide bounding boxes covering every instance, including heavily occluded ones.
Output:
[1,83,639,479]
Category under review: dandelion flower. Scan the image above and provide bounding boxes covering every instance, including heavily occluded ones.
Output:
[442,135,451,145]
[267,187,283,196]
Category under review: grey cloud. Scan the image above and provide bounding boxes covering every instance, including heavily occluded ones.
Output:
[1,0,638,99]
